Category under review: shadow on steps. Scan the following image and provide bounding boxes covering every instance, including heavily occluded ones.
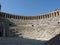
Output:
[43,34,60,45]
[0,37,46,45]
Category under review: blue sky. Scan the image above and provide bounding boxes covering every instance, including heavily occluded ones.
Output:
[0,0,60,16]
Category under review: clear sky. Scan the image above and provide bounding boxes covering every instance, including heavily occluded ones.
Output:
[0,0,60,16]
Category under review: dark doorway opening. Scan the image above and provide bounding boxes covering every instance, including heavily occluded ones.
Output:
[0,27,3,37]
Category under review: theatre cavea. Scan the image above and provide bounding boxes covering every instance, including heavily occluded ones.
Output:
[0,5,60,45]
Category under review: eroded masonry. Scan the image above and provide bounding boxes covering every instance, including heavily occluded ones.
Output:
[0,10,60,41]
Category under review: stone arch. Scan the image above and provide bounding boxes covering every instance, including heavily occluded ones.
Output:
[45,14,47,18]
[39,16,40,19]
[37,16,39,19]
[54,12,56,17]
[3,13,5,17]
[52,13,54,17]
[47,14,49,18]
[20,16,21,19]
[9,15,11,18]
[57,11,59,16]
[15,16,17,19]
[24,17,25,20]
[43,15,44,19]
[49,13,51,17]
[13,16,15,19]
[40,16,42,19]
[21,16,23,19]
[18,16,20,19]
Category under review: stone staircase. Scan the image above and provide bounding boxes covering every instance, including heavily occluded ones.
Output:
[10,24,60,40]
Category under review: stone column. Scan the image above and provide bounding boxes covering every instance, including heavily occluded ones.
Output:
[41,16,42,19]
[49,13,51,18]
[44,15,46,18]
[50,13,52,18]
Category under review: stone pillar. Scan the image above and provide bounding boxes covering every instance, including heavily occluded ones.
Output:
[49,13,51,18]
[50,13,52,18]
[42,15,43,19]
[52,12,55,17]
[51,13,54,17]
[41,16,42,19]
[39,16,40,19]
[43,15,45,18]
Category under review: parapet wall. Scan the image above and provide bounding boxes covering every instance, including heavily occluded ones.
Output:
[0,10,60,20]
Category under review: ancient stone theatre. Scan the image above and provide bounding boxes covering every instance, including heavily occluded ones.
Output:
[0,7,60,45]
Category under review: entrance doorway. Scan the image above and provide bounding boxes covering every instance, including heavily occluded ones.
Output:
[0,27,3,37]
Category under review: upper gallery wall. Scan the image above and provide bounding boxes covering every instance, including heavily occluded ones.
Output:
[0,10,60,20]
